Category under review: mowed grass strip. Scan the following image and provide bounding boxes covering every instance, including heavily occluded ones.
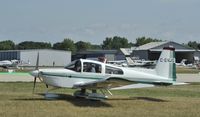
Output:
[0,82,200,117]
[176,67,200,74]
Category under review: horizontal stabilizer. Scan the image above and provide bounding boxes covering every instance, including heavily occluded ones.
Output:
[172,82,189,85]
[111,82,188,90]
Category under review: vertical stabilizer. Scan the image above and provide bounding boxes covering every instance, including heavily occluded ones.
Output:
[155,47,176,81]
[120,48,135,66]
[125,57,135,66]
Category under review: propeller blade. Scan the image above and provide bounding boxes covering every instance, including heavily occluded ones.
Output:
[35,52,39,70]
[38,76,48,88]
[32,52,40,93]
[33,77,37,93]
[32,52,48,92]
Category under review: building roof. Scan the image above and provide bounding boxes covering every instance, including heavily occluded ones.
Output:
[135,41,168,50]
[75,50,119,55]
[0,49,70,53]
[149,49,196,52]
[133,41,195,52]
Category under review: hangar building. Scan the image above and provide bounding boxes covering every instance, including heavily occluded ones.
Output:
[72,50,125,61]
[0,49,71,67]
[131,41,198,63]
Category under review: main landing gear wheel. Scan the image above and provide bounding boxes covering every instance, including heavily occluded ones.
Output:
[73,89,108,101]
[73,89,89,98]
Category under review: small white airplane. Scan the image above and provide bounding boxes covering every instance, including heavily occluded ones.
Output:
[30,47,185,100]
[106,60,127,67]
[176,59,186,66]
[0,60,19,69]
[0,59,30,69]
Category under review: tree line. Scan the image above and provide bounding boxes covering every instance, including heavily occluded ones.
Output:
[0,36,200,53]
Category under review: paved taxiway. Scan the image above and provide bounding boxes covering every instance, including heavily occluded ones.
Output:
[176,73,200,82]
[0,73,199,82]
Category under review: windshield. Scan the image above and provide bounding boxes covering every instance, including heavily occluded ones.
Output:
[64,60,81,72]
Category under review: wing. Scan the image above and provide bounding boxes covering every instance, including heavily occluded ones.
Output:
[111,83,155,90]
[73,77,134,90]
[73,77,187,90]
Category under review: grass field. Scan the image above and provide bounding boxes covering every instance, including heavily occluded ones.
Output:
[176,67,200,74]
[0,82,200,117]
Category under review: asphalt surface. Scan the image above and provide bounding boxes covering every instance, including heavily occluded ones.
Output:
[176,73,200,82]
[0,72,199,83]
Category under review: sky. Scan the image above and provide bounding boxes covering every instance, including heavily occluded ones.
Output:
[0,0,200,44]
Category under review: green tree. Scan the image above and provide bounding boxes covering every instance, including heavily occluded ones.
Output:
[102,37,113,49]
[16,41,51,49]
[75,41,92,52]
[187,41,199,49]
[128,42,135,47]
[53,38,76,53]
[0,40,15,50]
[91,44,102,50]
[62,38,76,52]
[52,42,62,50]
[102,36,130,50]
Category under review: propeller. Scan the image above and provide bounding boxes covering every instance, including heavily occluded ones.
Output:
[32,52,48,93]
[32,52,39,93]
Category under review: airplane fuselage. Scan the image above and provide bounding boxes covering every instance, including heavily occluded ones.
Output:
[30,47,179,100]
[35,59,173,88]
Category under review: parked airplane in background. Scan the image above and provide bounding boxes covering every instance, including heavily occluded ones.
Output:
[120,48,156,68]
[176,59,200,69]
[0,60,19,69]
[30,47,185,100]
[0,60,30,69]
[176,59,187,67]
[107,60,127,67]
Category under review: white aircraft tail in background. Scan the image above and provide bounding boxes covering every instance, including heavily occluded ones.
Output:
[120,48,156,67]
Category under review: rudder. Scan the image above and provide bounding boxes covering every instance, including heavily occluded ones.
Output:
[155,47,176,81]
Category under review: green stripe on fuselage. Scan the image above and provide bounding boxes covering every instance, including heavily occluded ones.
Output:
[172,51,177,81]
[41,72,174,85]
[41,72,104,80]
